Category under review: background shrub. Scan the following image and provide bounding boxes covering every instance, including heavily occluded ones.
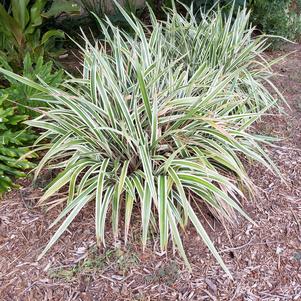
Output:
[0,53,64,194]
[0,0,80,70]
[0,94,36,194]
[250,0,301,47]
[0,53,64,116]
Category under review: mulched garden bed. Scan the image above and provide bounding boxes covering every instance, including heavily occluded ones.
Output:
[0,44,301,301]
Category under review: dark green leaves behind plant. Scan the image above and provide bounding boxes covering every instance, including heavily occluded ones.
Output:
[0,53,64,116]
[0,52,64,194]
[250,0,301,48]
[0,94,36,195]
[0,0,80,69]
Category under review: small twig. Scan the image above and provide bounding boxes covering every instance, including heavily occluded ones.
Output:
[260,292,288,298]
[220,239,284,253]
[219,238,253,253]
[98,273,116,283]
[290,208,301,233]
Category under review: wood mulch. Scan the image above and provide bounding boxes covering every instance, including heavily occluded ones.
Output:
[0,44,301,301]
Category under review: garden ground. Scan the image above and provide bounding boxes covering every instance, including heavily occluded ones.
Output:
[0,44,301,301]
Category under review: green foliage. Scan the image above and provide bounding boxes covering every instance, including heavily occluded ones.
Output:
[0,0,80,69]
[184,0,301,47]
[79,0,105,19]
[78,0,145,32]
[0,94,36,194]
[0,53,64,116]
[0,52,64,194]
[43,0,80,18]
[183,0,246,10]
[250,0,301,47]
[0,5,282,275]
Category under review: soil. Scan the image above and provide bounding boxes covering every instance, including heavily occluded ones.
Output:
[1,44,301,301]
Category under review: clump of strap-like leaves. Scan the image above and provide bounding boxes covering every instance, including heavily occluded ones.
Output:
[0,4,282,276]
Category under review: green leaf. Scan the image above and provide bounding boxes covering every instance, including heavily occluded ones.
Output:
[95,159,109,245]
[112,160,129,239]
[0,3,24,47]
[38,189,95,260]
[169,168,232,278]
[42,0,80,18]
[158,175,168,251]
[41,29,65,45]
[141,183,152,250]
[11,0,30,31]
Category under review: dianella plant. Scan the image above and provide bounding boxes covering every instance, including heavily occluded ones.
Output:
[0,3,283,276]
